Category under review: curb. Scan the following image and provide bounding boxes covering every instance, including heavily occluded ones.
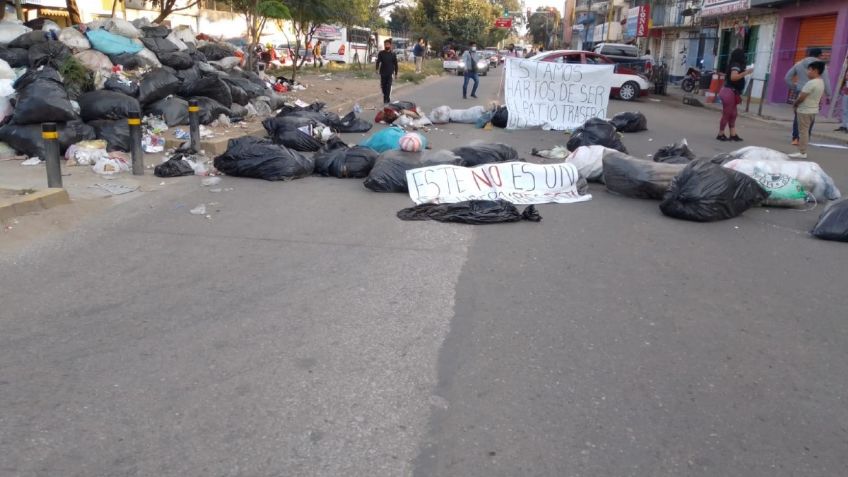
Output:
[0,188,70,222]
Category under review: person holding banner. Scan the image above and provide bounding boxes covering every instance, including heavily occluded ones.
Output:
[461,42,481,99]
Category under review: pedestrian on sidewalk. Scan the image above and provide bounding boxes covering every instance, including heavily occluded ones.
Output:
[836,55,848,133]
[413,37,425,74]
[717,48,753,142]
[313,40,324,68]
[461,42,480,99]
[785,48,832,145]
[376,38,398,104]
[790,61,826,159]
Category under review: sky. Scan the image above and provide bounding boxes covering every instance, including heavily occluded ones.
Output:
[521,0,566,16]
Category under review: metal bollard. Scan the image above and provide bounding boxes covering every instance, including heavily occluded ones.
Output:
[188,99,200,153]
[42,122,62,188]
[128,111,144,175]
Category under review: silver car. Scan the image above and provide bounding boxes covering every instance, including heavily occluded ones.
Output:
[455,54,489,76]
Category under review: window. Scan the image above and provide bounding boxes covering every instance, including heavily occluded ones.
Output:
[203,0,232,12]
[585,53,611,64]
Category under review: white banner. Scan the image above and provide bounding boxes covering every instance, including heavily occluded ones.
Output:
[504,58,614,131]
[406,162,592,205]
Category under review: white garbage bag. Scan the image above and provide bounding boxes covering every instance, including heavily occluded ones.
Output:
[171,25,196,45]
[449,105,486,123]
[58,27,91,52]
[729,146,790,162]
[165,31,188,51]
[0,78,14,124]
[74,50,114,72]
[0,59,14,80]
[565,145,613,182]
[430,105,451,124]
[724,159,842,203]
[0,21,31,45]
[105,18,141,39]
[136,48,162,68]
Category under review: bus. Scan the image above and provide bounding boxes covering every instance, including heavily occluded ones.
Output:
[324,26,372,64]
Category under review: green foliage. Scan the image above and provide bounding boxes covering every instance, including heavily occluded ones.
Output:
[409,0,515,48]
[389,5,414,33]
[59,56,93,100]
[527,7,561,48]
[257,0,290,19]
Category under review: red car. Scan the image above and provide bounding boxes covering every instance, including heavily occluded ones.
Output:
[531,50,652,101]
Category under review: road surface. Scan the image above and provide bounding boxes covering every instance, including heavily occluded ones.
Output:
[2,73,847,477]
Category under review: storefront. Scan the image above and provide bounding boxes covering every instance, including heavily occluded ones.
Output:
[710,10,777,100]
[767,0,848,113]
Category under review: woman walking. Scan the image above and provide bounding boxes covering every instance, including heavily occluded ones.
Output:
[717,48,753,141]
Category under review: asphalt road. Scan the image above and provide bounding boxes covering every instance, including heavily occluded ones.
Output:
[2,72,847,477]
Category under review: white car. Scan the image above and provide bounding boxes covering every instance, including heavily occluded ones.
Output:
[531,49,652,101]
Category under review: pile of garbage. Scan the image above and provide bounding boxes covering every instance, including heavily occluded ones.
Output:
[0,17,292,160]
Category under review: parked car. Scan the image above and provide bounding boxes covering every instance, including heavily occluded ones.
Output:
[443,52,490,76]
[592,42,649,74]
[531,49,651,101]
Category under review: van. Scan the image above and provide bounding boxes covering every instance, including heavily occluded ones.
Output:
[593,43,639,58]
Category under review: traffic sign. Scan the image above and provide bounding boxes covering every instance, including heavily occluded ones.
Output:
[494,18,513,29]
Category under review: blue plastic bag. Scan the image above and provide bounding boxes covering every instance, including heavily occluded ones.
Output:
[86,29,143,56]
[360,126,405,153]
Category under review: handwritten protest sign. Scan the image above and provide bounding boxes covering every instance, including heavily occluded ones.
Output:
[406,162,592,205]
[504,58,614,131]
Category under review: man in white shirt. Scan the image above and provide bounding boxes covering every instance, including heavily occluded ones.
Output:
[790,61,826,159]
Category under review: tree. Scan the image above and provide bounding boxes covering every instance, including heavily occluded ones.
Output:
[226,0,290,70]
[527,7,560,49]
[151,0,201,24]
[388,5,414,34]
[66,0,83,24]
[277,0,333,81]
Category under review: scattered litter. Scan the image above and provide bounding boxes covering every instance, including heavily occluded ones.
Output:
[21,157,42,165]
[174,128,189,140]
[92,156,129,176]
[142,134,165,153]
[398,200,541,224]
[201,176,222,186]
[89,183,138,195]
[810,143,848,150]
[189,204,206,215]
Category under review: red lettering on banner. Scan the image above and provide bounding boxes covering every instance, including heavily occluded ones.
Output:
[472,169,492,188]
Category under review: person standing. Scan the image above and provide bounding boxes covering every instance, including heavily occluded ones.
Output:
[313,40,324,68]
[784,48,832,145]
[461,42,480,99]
[412,37,425,73]
[836,54,848,133]
[376,39,398,104]
[717,48,753,141]
[790,61,826,159]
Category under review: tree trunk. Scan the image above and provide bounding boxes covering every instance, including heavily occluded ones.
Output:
[111,0,119,17]
[0,0,6,20]
[66,0,83,24]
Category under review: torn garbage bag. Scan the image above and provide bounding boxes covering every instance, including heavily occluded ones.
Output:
[138,68,180,105]
[810,200,848,242]
[397,200,541,224]
[262,117,323,152]
[154,156,195,177]
[609,111,647,132]
[144,96,189,126]
[213,137,314,181]
[78,90,140,121]
[602,152,685,199]
[314,145,378,178]
[723,159,841,203]
[450,143,518,167]
[0,120,95,158]
[659,160,768,222]
[104,75,139,97]
[566,118,627,153]
[333,111,372,133]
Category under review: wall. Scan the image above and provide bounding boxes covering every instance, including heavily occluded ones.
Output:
[718,12,777,99]
[768,1,848,113]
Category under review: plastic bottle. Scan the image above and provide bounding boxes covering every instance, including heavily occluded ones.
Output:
[353,102,362,117]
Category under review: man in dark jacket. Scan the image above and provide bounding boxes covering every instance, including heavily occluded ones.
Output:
[376,39,399,103]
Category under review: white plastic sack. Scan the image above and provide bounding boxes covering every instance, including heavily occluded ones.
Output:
[58,27,91,52]
[0,21,31,45]
[92,156,129,176]
[449,105,486,124]
[210,57,241,70]
[136,48,162,68]
[729,146,790,162]
[165,31,188,51]
[87,19,107,30]
[724,159,842,202]
[565,145,613,182]
[74,50,114,72]
[430,105,451,124]
[0,59,14,80]
[105,18,140,39]
[171,25,196,45]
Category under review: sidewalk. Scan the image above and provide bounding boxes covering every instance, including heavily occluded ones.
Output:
[662,85,848,144]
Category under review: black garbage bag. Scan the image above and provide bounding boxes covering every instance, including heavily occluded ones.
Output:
[179,75,232,108]
[138,68,180,105]
[88,119,131,151]
[0,46,29,67]
[654,139,696,163]
[144,96,189,126]
[609,111,648,132]
[222,75,266,99]
[602,152,686,199]
[659,160,768,222]
[189,50,207,63]
[284,109,338,125]
[104,75,139,97]
[491,106,508,128]
[108,52,143,70]
[566,118,627,153]
[262,117,323,152]
[277,101,326,116]
[191,96,232,124]
[141,37,178,55]
[23,18,55,30]
[397,200,541,224]
[12,67,77,125]
[141,25,170,38]
[451,143,518,167]
[197,43,234,61]
[387,100,416,112]
[0,120,95,158]
[157,50,193,70]
[363,152,420,192]
[9,30,49,49]
[154,156,195,177]
[27,41,70,69]
[314,145,378,178]
[810,200,848,242]
[333,112,372,133]
[175,64,201,84]
[230,103,247,119]
[78,90,140,121]
[227,83,249,106]
[213,137,314,181]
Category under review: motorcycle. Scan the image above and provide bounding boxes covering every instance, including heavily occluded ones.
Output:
[681,66,702,93]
